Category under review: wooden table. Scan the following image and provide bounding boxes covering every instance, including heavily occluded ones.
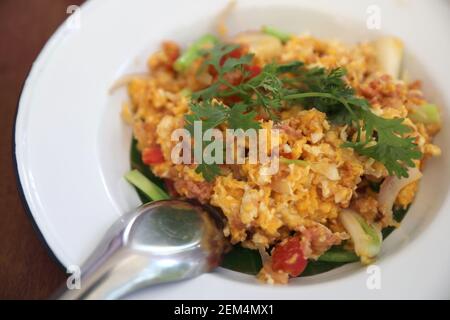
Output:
[0,0,85,299]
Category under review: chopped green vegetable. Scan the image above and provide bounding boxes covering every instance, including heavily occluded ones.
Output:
[318,246,359,263]
[339,209,382,263]
[261,26,292,43]
[368,180,382,193]
[174,34,219,72]
[130,138,165,200]
[300,260,348,277]
[409,103,441,124]
[382,206,409,239]
[180,88,192,97]
[221,245,263,275]
[125,169,170,201]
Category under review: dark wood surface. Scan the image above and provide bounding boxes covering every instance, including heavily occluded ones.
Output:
[0,0,85,299]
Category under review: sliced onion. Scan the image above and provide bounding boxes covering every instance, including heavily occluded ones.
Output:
[378,167,422,226]
[232,31,282,61]
[271,179,293,195]
[373,36,404,79]
[409,103,441,125]
[257,245,271,264]
[216,0,236,38]
[339,209,382,263]
[311,162,340,181]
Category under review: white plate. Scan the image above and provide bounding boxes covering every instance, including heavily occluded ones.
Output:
[15,0,450,299]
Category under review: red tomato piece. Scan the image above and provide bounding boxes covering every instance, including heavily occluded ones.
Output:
[220,46,244,65]
[142,146,165,164]
[271,237,308,277]
[244,65,261,79]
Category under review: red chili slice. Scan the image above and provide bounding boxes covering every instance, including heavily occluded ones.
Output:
[142,146,165,164]
[271,236,308,277]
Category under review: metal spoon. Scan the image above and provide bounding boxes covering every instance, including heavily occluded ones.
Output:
[56,200,228,300]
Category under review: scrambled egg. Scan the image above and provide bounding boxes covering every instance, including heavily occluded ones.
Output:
[122,34,441,281]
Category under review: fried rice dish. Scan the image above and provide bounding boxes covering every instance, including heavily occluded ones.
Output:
[119,27,441,284]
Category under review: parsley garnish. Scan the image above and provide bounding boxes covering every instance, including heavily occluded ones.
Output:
[183,100,261,181]
[185,100,229,135]
[281,65,422,178]
[182,41,421,181]
[194,162,221,182]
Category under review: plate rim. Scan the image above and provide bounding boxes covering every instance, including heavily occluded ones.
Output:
[13,0,450,299]
[11,0,95,270]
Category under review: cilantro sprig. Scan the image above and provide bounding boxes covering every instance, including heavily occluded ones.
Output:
[284,92,421,177]
[182,41,421,181]
[280,64,421,177]
[184,100,261,181]
[184,100,261,135]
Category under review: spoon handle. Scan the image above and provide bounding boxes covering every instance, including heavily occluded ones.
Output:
[57,249,148,299]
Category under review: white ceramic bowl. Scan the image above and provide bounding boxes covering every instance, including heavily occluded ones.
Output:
[15,0,450,299]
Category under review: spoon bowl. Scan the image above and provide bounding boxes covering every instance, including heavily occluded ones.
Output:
[57,200,228,300]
